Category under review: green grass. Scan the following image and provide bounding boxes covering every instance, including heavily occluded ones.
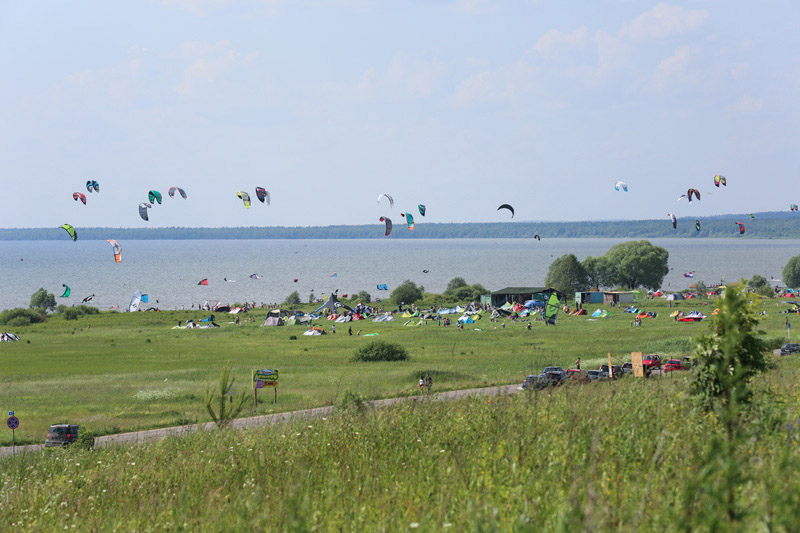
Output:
[0,296,792,446]
[1,357,799,530]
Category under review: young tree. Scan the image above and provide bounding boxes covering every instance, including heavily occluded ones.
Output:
[391,280,424,305]
[308,292,316,304]
[544,254,588,296]
[783,255,800,288]
[204,364,249,428]
[604,240,669,290]
[29,288,56,311]
[445,277,468,293]
[284,291,301,306]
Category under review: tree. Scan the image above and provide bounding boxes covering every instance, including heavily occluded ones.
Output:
[747,274,768,289]
[354,290,371,303]
[446,277,468,293]
[308,292,316,304]
[284,291,301,306]
[204,364,249,428]
[582,256,611,290]
[604,240,669,290]
[391,280,424,305]
[783,255,800,288]
[29,288,56,311]
[544,254,588,296]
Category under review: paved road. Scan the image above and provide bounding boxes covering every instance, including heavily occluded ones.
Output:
[0,384,519,458]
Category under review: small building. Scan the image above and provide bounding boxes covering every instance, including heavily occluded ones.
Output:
[602,291,636,305]
[490,287,563,307]
[575,291,604,305]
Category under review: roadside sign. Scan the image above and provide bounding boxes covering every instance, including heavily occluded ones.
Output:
[7,416,19,430]
[632,352,644,378]
[253,369,279,388]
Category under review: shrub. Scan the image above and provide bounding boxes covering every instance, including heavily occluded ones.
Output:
[0,308,45,326]
[391,280,424,306]
[63,309,79,321]
[75,430,96,450]
[352,341,409,362]
[337,389,366,413]
[284,291,302,306]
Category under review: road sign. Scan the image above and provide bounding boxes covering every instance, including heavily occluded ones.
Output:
[7,416,19,430]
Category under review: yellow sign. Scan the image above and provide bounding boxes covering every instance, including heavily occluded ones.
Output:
[253,369,279,389]
[631,352,644,378]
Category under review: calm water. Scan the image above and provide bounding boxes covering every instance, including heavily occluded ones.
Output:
[0,238,797,310]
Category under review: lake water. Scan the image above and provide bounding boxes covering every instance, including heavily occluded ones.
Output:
[0,238,798,310]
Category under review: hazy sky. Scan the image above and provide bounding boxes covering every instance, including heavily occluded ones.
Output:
[1,1,797,229]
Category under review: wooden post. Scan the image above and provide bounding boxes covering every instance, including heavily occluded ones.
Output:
[274,387,277,404]
[608,353,613,379]
[254,387,258,407]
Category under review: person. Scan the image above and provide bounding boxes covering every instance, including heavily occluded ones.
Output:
[526,322,531,330]
[332,324,336,334]
[575,357,581,370]
[356,330,361,336]
[235,316,240,325]
[348,326,352,336]
[419,376,425,393]
[425,374,432,393]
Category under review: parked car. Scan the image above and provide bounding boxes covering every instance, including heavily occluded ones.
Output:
[565,369,588,381]
[642,354,662,370]
[599,364,625,378]
[522,374,537,390]
[780,343,800,355]
[621,362,634,375]
[587,370,608,381]
[45,424,80,448]
[540,366,566,380]
[663,359,687,372]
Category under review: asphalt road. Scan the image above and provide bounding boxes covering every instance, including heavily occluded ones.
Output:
[0,384,519,459]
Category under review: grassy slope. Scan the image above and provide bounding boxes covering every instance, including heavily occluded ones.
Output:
[1,358,799,531]
[0,297,790,446]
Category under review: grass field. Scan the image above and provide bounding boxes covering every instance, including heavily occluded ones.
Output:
[0,295,792,446]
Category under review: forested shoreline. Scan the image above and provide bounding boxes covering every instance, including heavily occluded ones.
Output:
[2,212,799,240]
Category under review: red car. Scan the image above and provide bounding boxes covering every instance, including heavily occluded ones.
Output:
[642,354,662,370]
[663,359,687,372]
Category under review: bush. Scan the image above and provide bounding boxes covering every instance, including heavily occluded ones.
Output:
[352,341,409,362]
[762,336,785,351]
[391,280,424,306]
[0,308,46,326]
[63,309,79,321]
[75,430,96,450]
[284,291,302,306]
[336,389,366,413]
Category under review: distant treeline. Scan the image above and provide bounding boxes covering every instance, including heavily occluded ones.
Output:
[3,212,800,240]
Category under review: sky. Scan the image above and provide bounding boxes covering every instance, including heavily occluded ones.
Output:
[0,0,798,229]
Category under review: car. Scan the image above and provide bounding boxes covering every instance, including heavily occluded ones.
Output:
[522,374,537,389]
[587,370,608,381]
[642,354,662,370]
[780,343,800,355]
[565,369,588,381]
[45,424,80,448]
[663,359,687,372]
[621,362,634,375]
[599,364,625,378]
[540,366,566,380]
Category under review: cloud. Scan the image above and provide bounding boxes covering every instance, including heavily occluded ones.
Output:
[174,41,258,95]
[727,94,763,116]
[64,58,143,103]
[454,61,538,105]
[323,53,443,101]
[531,27,588,56]
[160,0,233,16]
[621,3,708,42]
[652,45,693,89]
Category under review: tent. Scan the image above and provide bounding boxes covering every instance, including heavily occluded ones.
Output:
[335,315,352,322]
[1,332,19,341]
[303,328,322,336]
[457,315,474,323]
[268,309,290,318]
[262,316,284,326]
[313,290,354,315]
[666,293,685,301]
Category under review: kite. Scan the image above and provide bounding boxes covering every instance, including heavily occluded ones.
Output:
[148,191,162,205]
[422,270,430,273]
[60,284,71,298]
[237,191,251,208]
[141,294,149,303]
[418,204,426,216]
[293,278,298,282]
[106,239,122,263]
[138,203,152,221]
[329,272,337,277]
[714,175,727,187]
[312,290,354,315]
[255,187,271,205]
[224,278,235,283]
[749,213,755,219]
[168,187,187,199]
[376,284,389,290]
[687,189,701,202]
[399,212,415,230]
[377,194,394,208]
[73,193,86,205]
[86,180,99,193]
[684,272,694,278]
[735,222,745,235]
[614,181,628,192]
[543,293,560,326]
[82,294,95,303]
[792,204,799,212]
[379,216,392,236]
[677,195,687,202]
[61,224,77,242]
[695,220,701,231]
[198,278,209,285]
[534,235,541,241]
[497,204,515,218]
[668,213,677,229]
[129,291,142,313]
[250,274,261,279]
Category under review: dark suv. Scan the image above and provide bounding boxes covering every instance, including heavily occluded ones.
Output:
[780,343,800,355]
[45,424,80,447]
